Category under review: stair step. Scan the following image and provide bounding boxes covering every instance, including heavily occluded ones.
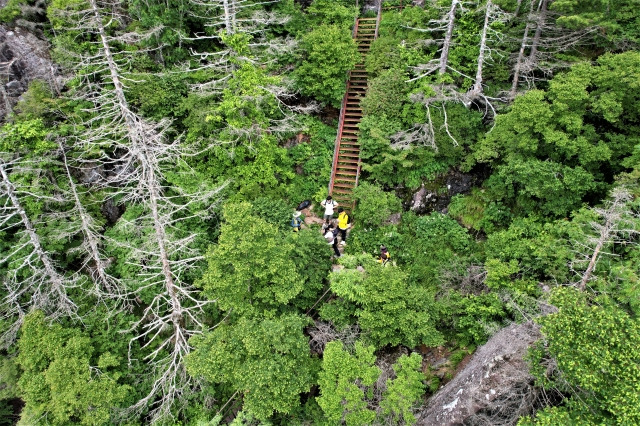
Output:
[337,164,359,171]
[338,152,360,161]
[336,168,359,175]
[333,183,355,190]
[335,177,357,184]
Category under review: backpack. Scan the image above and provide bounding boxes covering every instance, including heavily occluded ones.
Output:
[324,230,335,243]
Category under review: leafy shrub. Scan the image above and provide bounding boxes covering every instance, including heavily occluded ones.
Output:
[440,292,507,346]
[361,69,409,118]
[352,182,402,229]
[293,24,360,107]
[329,263,443,348]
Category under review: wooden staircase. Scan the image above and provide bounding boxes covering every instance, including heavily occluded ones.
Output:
[328,17,378,209]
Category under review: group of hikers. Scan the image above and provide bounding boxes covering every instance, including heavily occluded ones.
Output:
[291,195,391,265]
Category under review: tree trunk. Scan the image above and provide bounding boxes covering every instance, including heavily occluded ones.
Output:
[439,0,459,74]
[59,142,119,296]
[509,0,536,100]
[0,161,71,312]
[472,1,492,95]
[528,0,548,62]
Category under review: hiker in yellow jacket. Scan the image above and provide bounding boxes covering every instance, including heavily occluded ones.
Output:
[336,207,350,245]
[378,245,391,266]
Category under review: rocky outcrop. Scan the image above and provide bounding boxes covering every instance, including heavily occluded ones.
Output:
[400,169,478,214]
[0,23,60,120]
[416,321,543,426]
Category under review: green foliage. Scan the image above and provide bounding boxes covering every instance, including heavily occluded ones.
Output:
[552,0,640,46]
[441,292,507,346]
[473,53,640,217]
[284,229,332,311]
[187,314,316,421]
[199,202,302,316]
[317,341,380,425]
[399,212,475,286]
[484,216,573,286]
[251,196,296,231]
[484,258,538,295]
[342,224,404,265]
[16,312,130,425]
[0,356,19,400]
[357,113,458,188]
[126,73,189,120]
[304,0,356,32]
[293,24,360,107]
[286,117,335,202]
[360,69,409,118]
[485,157,597,217]
[0,0,23,23]
[532,288,640,423]
[380,353,425,425]
[448,190,512,233]
[0,119,53,153]
[352,182,402,228]
[329,261,443,348]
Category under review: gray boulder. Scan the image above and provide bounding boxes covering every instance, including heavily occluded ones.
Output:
[0,24,61,120]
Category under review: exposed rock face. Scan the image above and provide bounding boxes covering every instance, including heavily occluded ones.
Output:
[402,169,478,214]
[416,322,543,426]
[0,24,60,120]
[101,198,125,226]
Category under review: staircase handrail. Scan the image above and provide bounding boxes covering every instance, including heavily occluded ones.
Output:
[375,0,383,38]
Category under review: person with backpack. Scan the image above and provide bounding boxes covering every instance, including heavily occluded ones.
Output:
[320,196,338,224]
[291,211,303,232]
[324,223,340,257]
[378,245,391,266]
[337,207,350,245]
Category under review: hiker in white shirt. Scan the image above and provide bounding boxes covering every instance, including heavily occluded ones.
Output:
[320,196,338,224]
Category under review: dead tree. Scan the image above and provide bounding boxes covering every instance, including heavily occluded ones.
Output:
[48,0,228,421]
[400,1,511,151]
[440,0,460,74]
[571,187,639,291]
[56,140,125,303]
[0,157,78,347]
[185,0,314,148]
[469,1,511,97]
[508,0,597,97]
[509,0,537,100]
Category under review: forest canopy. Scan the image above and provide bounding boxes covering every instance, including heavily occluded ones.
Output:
[1,0,639,424]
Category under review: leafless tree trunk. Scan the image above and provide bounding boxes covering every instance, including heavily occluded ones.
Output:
[44,0,228,420]
[470,1,511,99]
[528,0,548,62]
[58,141,124,302]
[576,188,638,291]
[471,1,492,96]
[85,0,221,420]
[0,158,78,347]
[509,0,536,100]
[439,0,459,74]
[185,0,313,148]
